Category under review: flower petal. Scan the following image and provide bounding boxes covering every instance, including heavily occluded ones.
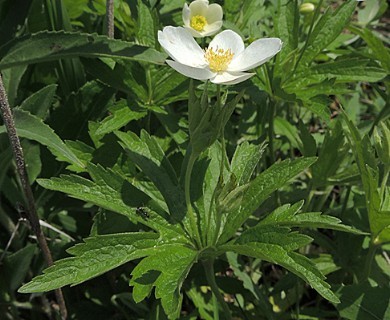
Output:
[166,60,215,80]
[210,71,255,85]
[204,3,223,23]
[203,21,223,36]
[228,38,282,72]
[189,0,209,16]
[182,3,190,25]
[208,30,245,56]
[158,26,206,67]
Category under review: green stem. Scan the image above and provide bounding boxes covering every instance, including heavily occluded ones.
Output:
[292,0,324,73]
[268,98,275,165]
[363,243,377,280]
[185,151,202,247]
[203,259,232,320]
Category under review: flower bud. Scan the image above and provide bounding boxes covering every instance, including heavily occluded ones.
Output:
[299,3,315,14]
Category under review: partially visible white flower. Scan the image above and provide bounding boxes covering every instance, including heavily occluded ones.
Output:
[158,26,282,85]
[182,0,223,38]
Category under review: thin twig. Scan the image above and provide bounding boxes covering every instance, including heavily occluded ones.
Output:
[106,0,114,38]
[0,73,68,320]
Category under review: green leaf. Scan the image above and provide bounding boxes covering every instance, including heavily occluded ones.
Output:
[130,244,198,319]
[311,121,347,187]
[95,100,147,136]
[236,225,313,251]
[219,157,317,244]
[299,0,356,66]
[37,164,186,238]
[3,244,36,291]
[336,283,390,320]
[349,25,390,72]
[342,112,386,240]
[115,130,189,227]
[287,59,386,90]
[1,65,27,106]
[0,31,166,70]
[274,0,299,71]
[0,109,84,169]
[259,201,366,235]
[231,141,266,186]
[223,243,340,303]
[136,0,156,47]
[19,84,57,118]
[18,233,158,293]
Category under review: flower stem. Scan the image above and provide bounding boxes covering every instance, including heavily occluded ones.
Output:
[203,259,232,320]
[185,151,202,247]
[0,74,68,319]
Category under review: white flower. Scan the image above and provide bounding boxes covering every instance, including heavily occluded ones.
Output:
[182,0,223,38]
[158,26,282,85]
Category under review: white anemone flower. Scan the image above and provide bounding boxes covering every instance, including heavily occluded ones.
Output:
[182,0,223,38]
[158,26,282,85]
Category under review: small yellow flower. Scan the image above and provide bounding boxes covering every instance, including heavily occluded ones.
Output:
[182,0,223,38]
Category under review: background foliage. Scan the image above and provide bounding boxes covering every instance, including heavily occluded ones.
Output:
[0,0,389,319]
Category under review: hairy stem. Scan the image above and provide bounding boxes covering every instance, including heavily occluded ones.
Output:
[105,0,114,38]
[0,74,68,319]
[203,259,232,320]
[185,151,202,247]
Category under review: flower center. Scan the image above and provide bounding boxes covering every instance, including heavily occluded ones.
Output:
[190,15,207,31]
[204,47,234,73]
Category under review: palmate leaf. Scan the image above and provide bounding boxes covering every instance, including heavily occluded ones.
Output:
[130,244,198,319]
[222,243,340,304]
[219,157,317,244]
[259,201,366,235]
[19,233,159,293]
[0,31,166,70]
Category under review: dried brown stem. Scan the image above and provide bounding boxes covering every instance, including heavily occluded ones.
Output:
[0,73,68,320]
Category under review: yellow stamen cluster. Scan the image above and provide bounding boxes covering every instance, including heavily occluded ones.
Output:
[190,15,207,31]
[204,47,234,73]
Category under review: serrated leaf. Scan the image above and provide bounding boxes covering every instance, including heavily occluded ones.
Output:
[236,225,313,251]
[137,0,156,47]
[223,243,339,303]
[219,157,317,244]
[274,0,299,66]
[260,202,366,235]
[0,31,166,70]
[130,244,198,319]
[38,164,186,238]
[19,233,158,293]
[0,109,84,168]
